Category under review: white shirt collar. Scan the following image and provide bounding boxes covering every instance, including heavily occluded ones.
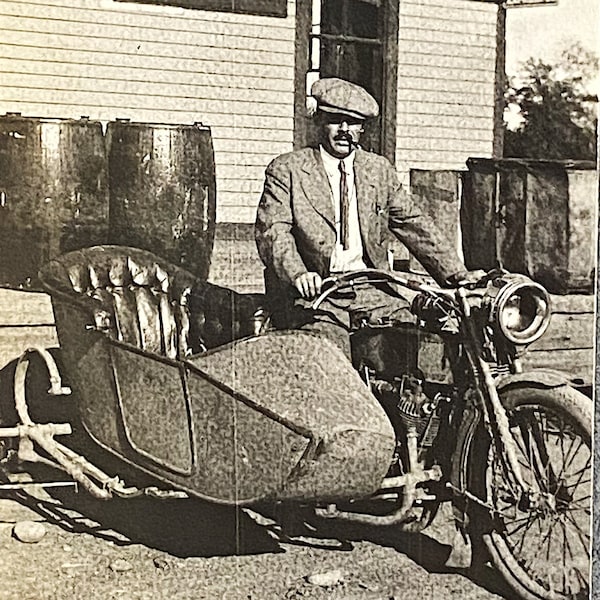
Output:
[319,145,355,175]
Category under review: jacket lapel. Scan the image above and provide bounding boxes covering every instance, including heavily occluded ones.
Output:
[299,148,336,231]
[354,150,377,246]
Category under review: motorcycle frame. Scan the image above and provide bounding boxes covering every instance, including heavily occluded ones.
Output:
[311,271,572,528]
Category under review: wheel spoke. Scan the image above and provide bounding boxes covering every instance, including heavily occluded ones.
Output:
[559,436,585,481]
[485,397,591,598]
[568,499,591,511]
[513,513,540,556]
[559,513,589,596]
[563,511,591,555]
[568,454,592,492]
[563,475,591,489]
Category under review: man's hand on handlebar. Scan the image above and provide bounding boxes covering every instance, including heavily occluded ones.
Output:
[294,272,323,299]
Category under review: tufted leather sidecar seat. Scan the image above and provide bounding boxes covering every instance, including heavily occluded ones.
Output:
[39,245,265,359]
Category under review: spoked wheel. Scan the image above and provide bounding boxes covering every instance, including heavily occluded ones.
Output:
[471,385,591,600]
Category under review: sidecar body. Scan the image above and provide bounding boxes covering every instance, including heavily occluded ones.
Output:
[38,246,395,505]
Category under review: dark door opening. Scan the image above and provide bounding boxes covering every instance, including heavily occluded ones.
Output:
[294,0,399,161]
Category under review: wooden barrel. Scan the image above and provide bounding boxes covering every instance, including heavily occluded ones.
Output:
[462,158,597,294]
[106,120,217,280]
[0,114,109,288]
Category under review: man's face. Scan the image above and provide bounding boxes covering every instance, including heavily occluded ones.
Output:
[318,112,364,159]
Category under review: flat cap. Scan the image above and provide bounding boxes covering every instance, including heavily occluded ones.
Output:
[311,78,379,120]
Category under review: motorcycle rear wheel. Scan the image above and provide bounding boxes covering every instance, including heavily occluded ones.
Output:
[472,384,591,600]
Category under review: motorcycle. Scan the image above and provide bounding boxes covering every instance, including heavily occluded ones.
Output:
[0,245,591,600]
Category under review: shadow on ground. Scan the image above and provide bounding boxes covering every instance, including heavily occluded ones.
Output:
[292,512,516,600]
[2,486,514,598]
[2,483,282,558]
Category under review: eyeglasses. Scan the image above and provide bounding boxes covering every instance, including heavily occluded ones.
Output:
[322,114,364,127]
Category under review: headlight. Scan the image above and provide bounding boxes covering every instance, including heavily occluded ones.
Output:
[489,275,551,345]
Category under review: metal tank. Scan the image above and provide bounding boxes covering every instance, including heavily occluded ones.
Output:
[106,120,217,280]
[0,114,109,288]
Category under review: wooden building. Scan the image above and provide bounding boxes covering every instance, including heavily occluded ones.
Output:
[0,0,504,221]
[0,0,595,386]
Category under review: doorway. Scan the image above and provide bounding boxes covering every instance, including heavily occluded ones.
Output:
[294,0,399,161]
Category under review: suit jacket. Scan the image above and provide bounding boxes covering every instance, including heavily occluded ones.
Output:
[255,147,464,293]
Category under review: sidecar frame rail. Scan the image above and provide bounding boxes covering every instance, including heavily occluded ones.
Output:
[2,346,189,501]
[315,426,442,529]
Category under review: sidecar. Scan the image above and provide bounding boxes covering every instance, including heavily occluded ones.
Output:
[23,245,395,505]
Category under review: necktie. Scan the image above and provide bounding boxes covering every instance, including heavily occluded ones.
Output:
[338,160,349,250]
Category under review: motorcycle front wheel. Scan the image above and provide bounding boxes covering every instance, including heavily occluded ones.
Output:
[469,384,591,600]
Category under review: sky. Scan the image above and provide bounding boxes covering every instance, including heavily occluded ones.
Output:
[505,0,599,76]
[504,0,599,128]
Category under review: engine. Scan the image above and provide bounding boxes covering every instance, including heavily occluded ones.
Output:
[370,374,449,449]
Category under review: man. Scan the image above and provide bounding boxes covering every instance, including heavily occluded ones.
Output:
[255,77,477,357]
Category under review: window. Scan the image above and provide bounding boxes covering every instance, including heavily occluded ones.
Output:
[295,0,398,159]
[115,0,287,18]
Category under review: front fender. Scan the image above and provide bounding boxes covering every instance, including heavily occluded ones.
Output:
[494,368,572,392]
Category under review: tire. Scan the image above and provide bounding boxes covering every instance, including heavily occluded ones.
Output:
[469,384,591,600]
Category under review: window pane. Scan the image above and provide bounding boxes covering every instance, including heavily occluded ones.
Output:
[319,41,381,100]
[321,0,379,39]
[115,0,287,18]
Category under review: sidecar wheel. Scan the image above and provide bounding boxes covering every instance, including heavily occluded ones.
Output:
[470,385,591,600]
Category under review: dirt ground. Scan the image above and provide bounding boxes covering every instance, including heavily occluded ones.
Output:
[0,477,516,600]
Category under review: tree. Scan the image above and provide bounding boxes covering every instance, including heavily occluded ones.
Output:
[503,43,598,160]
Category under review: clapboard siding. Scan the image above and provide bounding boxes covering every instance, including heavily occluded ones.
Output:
[2,14,293,51]
[0,0,294,34]
[399,64,497,83]
[0,0,296,222]
[3,33,295,69]
[396,0,498,175]
[398,125,492,142]
[398,15,497,34]
[401,0,501,20]
[2,86,294,117]
[397,114,493,130]
[0,61,292,92]
[0,47,294,80]
[0,0,501,222]
[398,78,496,97]
[399,102,494,119]
[399,28,496,49]
[2,75,294,108]
[398,89,496,106]
[397,140,493,155]
[397,41,497,61]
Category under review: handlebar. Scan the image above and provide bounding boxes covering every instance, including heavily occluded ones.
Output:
[310,268,452,311]
[309,267,500,311]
